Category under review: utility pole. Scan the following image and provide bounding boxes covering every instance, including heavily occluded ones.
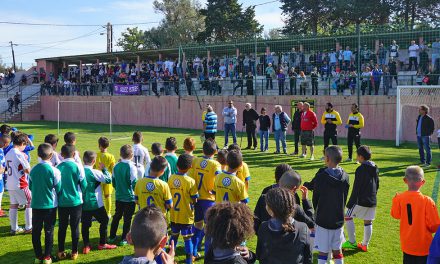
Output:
[9,41,17,72]
[106,22,113,53]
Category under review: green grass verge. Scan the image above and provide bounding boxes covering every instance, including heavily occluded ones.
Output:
[0,121,438,264]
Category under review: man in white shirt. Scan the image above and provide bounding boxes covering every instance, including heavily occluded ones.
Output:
[432,38,440,69]
[408,40,419,71]
[343,46,352,70]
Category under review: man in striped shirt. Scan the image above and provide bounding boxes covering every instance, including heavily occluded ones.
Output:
[204,105,218,141]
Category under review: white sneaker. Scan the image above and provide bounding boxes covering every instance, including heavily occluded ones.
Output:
[300,154,306,158]
[310,155,315,161]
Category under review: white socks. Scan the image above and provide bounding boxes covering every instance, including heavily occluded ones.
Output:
[363,223,373,246]
[334,258,344,264]
[345,219,356,243]
[25,207,32,230]
[9,208,18,231]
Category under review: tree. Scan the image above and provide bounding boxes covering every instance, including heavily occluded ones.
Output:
[197,0,262,42]
[280,0,333,36]
[117,27,146,51]
[152,0,205,46]
[117,0,205,50]
[389,0,440,30]
[333,0,391,28]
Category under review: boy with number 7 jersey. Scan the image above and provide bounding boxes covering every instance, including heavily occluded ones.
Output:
[188,139,222,258]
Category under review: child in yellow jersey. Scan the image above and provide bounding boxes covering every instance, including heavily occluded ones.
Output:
[135,156,172,215]
[168,154,198,264]
[227,144,251,189]
[189,139,222,258]
[214,150,249,204]
[216,149,228,171]
[95,137,116,218]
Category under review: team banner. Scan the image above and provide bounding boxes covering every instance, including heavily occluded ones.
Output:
[291,99,315,118]
[114,84,140,95]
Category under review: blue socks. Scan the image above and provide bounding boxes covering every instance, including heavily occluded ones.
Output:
[184,238,194,264]
[192,227,203,256]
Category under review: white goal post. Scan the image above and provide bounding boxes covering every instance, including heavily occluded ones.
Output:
[57,100,112,136]
[396,85,440,146]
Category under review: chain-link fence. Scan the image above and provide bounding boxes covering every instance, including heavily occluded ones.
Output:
[43,26,440,100]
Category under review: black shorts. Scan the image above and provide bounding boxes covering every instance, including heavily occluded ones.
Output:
[301,130,314,146]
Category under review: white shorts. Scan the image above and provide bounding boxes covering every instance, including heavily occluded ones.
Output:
[346,205,376,221]
[9,188,32,206]
[314,225,344,253]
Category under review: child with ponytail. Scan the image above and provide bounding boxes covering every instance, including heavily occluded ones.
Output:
[256,187,312,264]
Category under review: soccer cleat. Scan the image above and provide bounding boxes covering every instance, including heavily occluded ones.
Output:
[42,257,52,264]
[357,243,368,252]
[98,244,117,250]
[300,154,306,158]
[423,163,431,168]
[273,151,280,154]
[342,241,357,249]
[118,240,128,246]
[345,158,353,162]
[24,228,32,234]
[10,227,24,235]
[0,209,8,217]
[71,252,78,260]
[34,258,41,264]
[82,245,91,254]
[310,155,315,161]
[57,251,68,260]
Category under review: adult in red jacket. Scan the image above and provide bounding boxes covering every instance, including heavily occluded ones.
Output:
[300,102,318,160]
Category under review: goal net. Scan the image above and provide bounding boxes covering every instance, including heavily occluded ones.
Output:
[57,100,112,137]
[396,86,440,146]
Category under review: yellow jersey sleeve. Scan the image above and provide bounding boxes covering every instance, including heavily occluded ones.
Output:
[354,113,364,129]
[321,112,327,125]
[334,111,342,126]
[235,179,249,204]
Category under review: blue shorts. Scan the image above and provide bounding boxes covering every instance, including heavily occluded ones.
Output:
[194,200,215,223]
[170,223,193,237]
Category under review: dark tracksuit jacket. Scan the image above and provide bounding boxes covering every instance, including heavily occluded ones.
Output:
[346,161,379,209]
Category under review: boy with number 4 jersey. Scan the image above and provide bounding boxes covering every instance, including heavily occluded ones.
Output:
[81,151,117,254]
[168,154,198,264]
[214,150,249,204]
[30,143,62,264]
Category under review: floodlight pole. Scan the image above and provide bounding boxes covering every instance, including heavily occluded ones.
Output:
[10,41,17,72]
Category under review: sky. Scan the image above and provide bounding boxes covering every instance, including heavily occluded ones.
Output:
[0,0,283,69]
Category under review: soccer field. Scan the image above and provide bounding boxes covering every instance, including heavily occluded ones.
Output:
[0,121,438,264]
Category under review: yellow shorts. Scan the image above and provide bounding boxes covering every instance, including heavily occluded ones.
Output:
[101,183,113,196]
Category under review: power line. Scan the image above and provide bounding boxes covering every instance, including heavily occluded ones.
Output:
[2,28,105,59]
[0,21,160,27]
[253,0,280,7]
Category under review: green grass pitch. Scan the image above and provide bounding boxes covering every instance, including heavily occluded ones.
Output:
[0,121,438,263]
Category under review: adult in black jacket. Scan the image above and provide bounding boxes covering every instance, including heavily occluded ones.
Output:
[254,166,315,234]
[243,103,260,150]
[258,108,271,152]
[291,102,303,155]
[416,105,435,166]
